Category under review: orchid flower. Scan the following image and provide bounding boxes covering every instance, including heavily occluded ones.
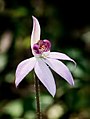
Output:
[15,16,76,97]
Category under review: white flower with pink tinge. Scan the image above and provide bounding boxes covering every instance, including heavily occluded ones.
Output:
[15,16,76,97]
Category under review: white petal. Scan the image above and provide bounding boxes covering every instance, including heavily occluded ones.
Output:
[44,58,74,85]
[34,58,56,97]
[15,57,36,87]
[48,52,76,65]
[31,16,41,48]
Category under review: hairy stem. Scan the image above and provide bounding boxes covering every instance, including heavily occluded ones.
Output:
[34,74,42,119]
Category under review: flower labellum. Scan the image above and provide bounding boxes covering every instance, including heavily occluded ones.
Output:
[15,16,76,97]
[33,40,51,54]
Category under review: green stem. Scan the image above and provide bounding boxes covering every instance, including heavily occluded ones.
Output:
[34,74,42,119]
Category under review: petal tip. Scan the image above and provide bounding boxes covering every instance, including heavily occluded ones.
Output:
[50,86,56,97]
[72,81,75,86]
[52,92,56,97]
[32,16,38,22]
[70,80,74,86]
[32,15,35,19]
[15,80,19,88]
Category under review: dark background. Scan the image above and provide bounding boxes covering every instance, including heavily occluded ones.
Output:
[0,0,90,119]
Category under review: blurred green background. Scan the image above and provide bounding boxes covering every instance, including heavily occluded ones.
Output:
[0,0,90,119]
